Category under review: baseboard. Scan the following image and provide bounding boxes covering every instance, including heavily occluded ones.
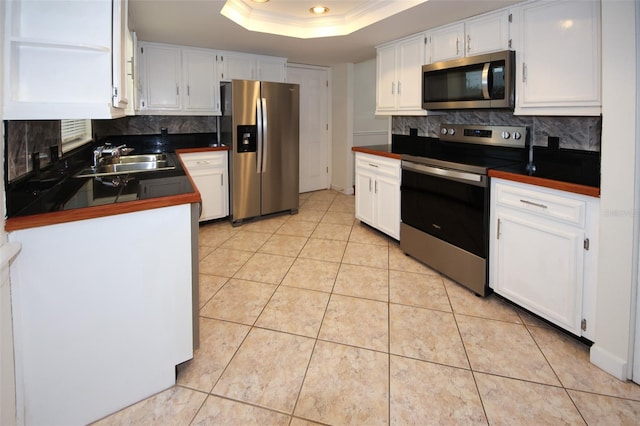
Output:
[590,344,630,380]
[331,184,354,195]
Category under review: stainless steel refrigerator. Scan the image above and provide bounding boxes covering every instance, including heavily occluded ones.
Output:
[220,80,300,225]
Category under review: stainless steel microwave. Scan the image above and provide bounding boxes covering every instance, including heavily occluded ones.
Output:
[422,50,515,110]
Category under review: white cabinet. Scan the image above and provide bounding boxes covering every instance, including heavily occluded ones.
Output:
[139,43,182,111]
[489,178,599,339]
[219,51,287,82]
[180,151,229,221]
[464,10,511,56]
[8,204,194,425]
[355,152,401,239]
[428,23,465,63]
[2,0,128,119]
[182,49,219,112]
[512,0,601,115]
[426,10,510,63]
[375,34,426,115]
[138,42,220,115]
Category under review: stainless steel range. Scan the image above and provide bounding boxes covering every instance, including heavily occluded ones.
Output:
[399,124,528,296]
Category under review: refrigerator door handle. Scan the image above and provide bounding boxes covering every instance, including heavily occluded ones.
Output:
[261,97,268,173]
[256,97,263,174]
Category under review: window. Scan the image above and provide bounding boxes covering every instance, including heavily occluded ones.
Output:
[60,119,92,153]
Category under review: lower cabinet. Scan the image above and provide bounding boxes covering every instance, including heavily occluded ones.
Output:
[489,178,599,339]
[355,152,401,239]
[180,151,229,221]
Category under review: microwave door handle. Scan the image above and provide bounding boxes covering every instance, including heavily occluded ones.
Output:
[481,62,491,99]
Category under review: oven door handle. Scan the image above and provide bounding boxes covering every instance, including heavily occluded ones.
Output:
[402,161,486,186]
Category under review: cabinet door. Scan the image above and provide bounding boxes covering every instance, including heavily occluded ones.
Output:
[112,0,129,109]
[141,44,181,110]
[355,168,376,227]
[375,44,398,112]
[190,169,226,221]
[220,53,255,81]
[465,10,510,56]
[396,35,425,111]
[375,173,400,240]
[494,210,584,334]
[182,50,218,112]
[429,23,465,62]
[257,57,286,82]
[515,0,600,114]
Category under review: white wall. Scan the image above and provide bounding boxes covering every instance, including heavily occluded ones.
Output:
[590,0,639,380]
[330,63,354,194]
[1,0,18,422]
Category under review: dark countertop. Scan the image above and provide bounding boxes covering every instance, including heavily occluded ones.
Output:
[353,135,601,198]
[5,133,227,231]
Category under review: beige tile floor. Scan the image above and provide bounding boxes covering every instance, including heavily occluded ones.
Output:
[96,189,640,425]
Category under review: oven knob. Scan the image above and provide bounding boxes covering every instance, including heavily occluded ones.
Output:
[441,128,448,135]
[501,131,511,140]
[513,131,522,140]
[448,128,456,135]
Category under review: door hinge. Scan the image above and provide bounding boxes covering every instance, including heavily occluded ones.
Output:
[508,39,512,49]
[326,123,328,130]
[326,166,328,173]
[496,218,502,239]
[326,80,329,87]
[584,238,590,251]
[508,13,512,23]
[581,318,587,331]
[112,86,118,98]
[140,46,143,54]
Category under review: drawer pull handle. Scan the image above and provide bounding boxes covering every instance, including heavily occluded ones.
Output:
[520,199,547,209]
[369,163,378,168]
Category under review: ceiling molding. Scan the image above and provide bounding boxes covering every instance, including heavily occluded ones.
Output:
[220,0,429,38]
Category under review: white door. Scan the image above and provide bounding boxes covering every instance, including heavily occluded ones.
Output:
[286,64,330,193]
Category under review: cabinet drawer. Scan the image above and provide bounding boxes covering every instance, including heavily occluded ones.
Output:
[495,182,586,227]
[180,152,227,169]
[355,153,400,178]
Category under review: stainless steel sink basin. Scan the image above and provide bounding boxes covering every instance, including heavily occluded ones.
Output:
[74,153,176,178]
[101,153,169,165]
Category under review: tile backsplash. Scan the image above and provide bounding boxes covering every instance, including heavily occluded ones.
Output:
[92,115,217,140]
[5,120,61,181]
[5,115,218,182]
[392,111,602,151]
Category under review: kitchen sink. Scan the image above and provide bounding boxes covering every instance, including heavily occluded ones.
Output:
[74,153,176,178]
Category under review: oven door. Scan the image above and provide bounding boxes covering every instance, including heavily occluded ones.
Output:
[401,160,488,258]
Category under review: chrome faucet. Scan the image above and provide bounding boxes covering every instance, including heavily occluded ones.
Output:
[93,144,134,168]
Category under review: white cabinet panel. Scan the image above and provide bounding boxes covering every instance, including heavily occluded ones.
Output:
[2,0,128,119]
[183,49,218,112]
[219,52,286,82]
[138,43,220,115]
[429,23,465,63]
[513,0,601,115]
[355,152,400,239]
[375,34,426,115]
[490,178,599,339]
[140,44,181,110]
[180,151,229,221]
[465,10,510,56]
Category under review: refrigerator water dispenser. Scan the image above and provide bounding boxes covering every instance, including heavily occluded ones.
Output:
[237,125,257,153]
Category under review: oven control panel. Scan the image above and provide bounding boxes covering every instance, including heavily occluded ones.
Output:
[440,124,528,148]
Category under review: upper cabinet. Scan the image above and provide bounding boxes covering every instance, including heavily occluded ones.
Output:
[376,33,427,115]
[512,0,601,116]
[137,42,220,115]
[2,0,129,119]
[218,52,287,83]
[428,23,465,63]
[426,11,510,63]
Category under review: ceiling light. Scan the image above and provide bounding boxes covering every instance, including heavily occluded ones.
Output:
[251,0,269,3]
[310,6,329,15]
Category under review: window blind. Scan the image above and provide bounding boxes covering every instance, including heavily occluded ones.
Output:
[60,119,92,152]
